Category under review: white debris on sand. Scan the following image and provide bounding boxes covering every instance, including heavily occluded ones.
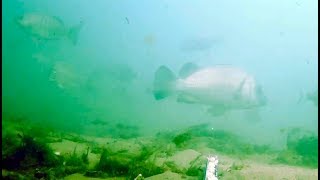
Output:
[205,156,219,180]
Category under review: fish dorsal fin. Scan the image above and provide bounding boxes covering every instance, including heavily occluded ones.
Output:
[238,78,247,91]
[178,62,199,79]
[234,78,247,100]
[53,16,65,25]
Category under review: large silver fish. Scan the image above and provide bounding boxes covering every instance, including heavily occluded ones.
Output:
[153,63,267,116]
[16,13,83,45]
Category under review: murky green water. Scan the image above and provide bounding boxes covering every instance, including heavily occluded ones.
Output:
[2,0,318,179]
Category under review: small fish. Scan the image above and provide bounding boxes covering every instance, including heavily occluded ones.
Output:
[307,90,318,106]
[153,63,267,116]
[16,13,84,45]
[180,37,219,52]
[125,17,130,24]
[90,119,108,126]
[297,90,318,106]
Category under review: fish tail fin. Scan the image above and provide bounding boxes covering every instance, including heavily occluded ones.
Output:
[68,20,84,45]
[153,65,176,100]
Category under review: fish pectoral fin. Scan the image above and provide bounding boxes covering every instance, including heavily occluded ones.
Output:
[176,93,198,104]
[206,105,227,116]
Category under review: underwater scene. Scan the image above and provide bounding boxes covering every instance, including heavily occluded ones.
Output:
[2,0,318,179]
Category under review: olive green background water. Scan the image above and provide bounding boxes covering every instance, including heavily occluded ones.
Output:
[2,0,318,150]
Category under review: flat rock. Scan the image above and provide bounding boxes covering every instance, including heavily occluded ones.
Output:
[64,173,126,180]
[167,149,202,171]
[145,171,197,180]
[105,139,142,157]
[49,140,99,170]
[49,140,88,155]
